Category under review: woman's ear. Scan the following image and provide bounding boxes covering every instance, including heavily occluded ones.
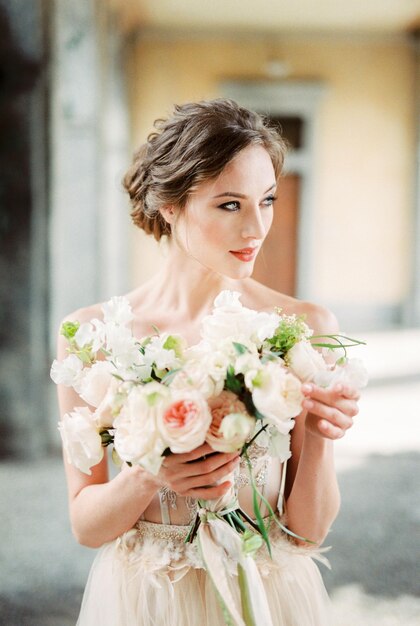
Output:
[159,206,176,225]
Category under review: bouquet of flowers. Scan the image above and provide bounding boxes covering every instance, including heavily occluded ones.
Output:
[51,290,367,626]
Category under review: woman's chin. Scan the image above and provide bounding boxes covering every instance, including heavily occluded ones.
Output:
[222,262,255,280]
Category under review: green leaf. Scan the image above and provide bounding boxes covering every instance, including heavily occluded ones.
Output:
[310,333,366,358]
[243,449,271,557]
[160,368,182,385]
[232,341,249,355]
[242,390,265,420]
[162,335,184,358]
[224,367,242,395]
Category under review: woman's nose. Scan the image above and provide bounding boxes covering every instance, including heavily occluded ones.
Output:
[241,207,267,240]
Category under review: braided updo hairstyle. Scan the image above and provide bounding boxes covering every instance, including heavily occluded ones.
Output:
[123,98,287,241]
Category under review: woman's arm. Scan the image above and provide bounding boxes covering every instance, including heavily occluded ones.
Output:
[284,305,359,545]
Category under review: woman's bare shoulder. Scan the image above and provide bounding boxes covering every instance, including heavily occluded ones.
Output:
[244,280,339,335]
[60,302,105,326]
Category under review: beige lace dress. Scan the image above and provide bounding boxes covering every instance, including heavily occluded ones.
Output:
[76,440,332,625]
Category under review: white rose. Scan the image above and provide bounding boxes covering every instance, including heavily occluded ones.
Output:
[244,366,268,391]
[314,357,368,390]
[50,354,83,390]
[287,340,327,383]
[101,296,134,326]
[58,407,103,475]
[249,311,280,344]
[216,413,255,453]
[170,359,219,399]
[342,358,369,388]
[207,351,231,383]
[213,290,243,310]
[78,361,115,408]
[251,362,303,434]
[234,352,261,376]
[113,382,168,474]
[158,390,212,453]
[201,291,259,345]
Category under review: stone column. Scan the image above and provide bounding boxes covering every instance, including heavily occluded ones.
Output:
[49,0,129,438]
[407,34,420,327]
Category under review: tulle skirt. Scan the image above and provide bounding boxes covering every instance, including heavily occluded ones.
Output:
[76,519,332,626]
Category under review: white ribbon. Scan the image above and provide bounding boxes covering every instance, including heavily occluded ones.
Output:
[197,515,273,626]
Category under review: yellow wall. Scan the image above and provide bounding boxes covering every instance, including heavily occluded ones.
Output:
[125,35,416,310]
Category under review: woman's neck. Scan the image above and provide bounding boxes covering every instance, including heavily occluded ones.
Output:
[136,245,243,321]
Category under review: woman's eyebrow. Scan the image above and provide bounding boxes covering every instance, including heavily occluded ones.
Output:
[212,183,277,199]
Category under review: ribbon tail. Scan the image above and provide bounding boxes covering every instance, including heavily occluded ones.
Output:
[240,556,274,626]
[198,522,246,626]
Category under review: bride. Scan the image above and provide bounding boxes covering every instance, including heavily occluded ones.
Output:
[56,98,360,625]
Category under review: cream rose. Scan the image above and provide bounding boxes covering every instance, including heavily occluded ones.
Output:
[78,360,115,408]
[58,407,103,475]
[170,359,220,399]
[251,362,303,434]
[201,291,259,345]
[113,382,168,474]
[158,390,212,453]
[287,340,327,383]
[314,357,368,390]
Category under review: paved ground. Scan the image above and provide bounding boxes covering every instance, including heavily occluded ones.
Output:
[2,329,420,625]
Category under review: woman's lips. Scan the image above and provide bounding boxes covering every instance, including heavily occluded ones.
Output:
[229,247,258,262]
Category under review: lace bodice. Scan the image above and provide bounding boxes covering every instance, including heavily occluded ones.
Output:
[141,440,287,526]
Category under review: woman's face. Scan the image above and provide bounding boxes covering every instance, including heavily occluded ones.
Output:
[174,144,277,279]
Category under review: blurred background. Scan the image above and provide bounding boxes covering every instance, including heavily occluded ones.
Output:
[1,0,419,624]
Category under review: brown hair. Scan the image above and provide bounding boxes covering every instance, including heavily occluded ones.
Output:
[123,98,287,241]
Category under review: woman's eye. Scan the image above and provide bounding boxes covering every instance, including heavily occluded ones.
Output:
[218,200,240,212]
[262,194,277,207]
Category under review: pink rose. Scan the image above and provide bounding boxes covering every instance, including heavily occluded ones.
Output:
[158,391,212,453]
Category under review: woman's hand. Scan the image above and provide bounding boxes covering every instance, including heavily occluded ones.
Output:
[301,383,360,440]
[154,443,240,500]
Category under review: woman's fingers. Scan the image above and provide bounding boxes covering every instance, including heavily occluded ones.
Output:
[304,398,354,430]
[303,383,360,403]
[169,442,214,464]
[302,383,359,417]
[159,444,239,498]
[301,383,360,440]
[186,481,233,500]
[317,419,346,440]
[173,455,239,491]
